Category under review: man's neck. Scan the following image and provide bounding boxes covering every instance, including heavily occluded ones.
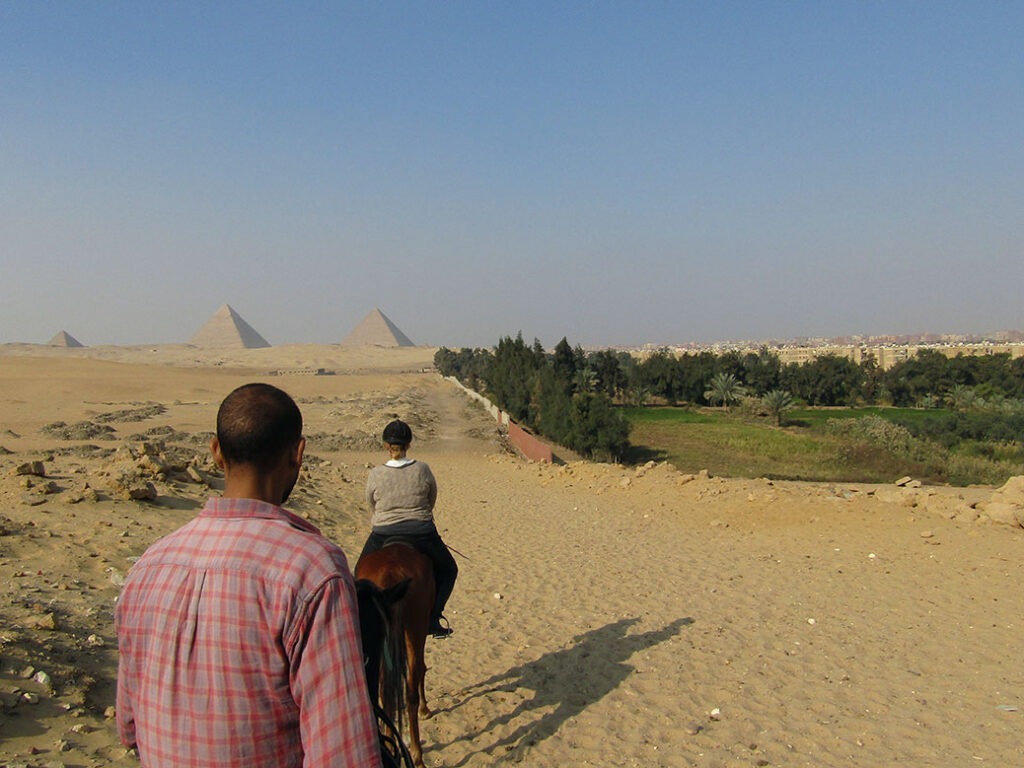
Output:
[221,469,286,506]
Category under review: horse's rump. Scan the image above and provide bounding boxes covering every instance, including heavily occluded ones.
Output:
[356,544,435,767]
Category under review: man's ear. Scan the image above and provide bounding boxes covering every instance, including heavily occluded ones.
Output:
[290,437,306,468]
[210,436,227,470]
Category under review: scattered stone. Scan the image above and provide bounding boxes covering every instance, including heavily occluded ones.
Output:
[20,493,47,507]
[33,671,51,688]
[895,476,913,487]
[698,469,711,480]
[127,481,158,500]
[94,404,166,423]
[619,477,632,488]
[493,592,503,600]
[28,613,58,630]
[907,479,922,488]
[64,483,100,504]
[85,634,105,648]
[39,480,61,495]
[685,722,703,735]
[14,461,46,477]
[186,466,204,483]
[19,666,35,679]
[136,454,169,475]
[55,739,71,752]
[992,475,1024,504]
[677,474,695,485]
[954,504,980,523]
[104,705,117,719]
[109,469,158,501]
[978,501,1024,528]
[21,691,40,704]
[41,421,116,440]
[920,530,934,539]
[708,707,721,720]
[108,568,126,587]
[0,444,11,454]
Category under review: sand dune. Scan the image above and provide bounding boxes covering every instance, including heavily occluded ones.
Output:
[1,345,1021,767]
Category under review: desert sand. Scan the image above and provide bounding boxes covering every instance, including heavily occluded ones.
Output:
[0,343,1021,768]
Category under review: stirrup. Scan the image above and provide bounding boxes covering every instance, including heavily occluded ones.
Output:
[430,616,453,639]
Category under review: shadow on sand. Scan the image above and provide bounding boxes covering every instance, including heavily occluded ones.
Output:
[436,616,693,765]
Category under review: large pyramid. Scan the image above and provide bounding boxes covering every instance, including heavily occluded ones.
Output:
[341,308,415,347]
[48,330,84,347]
[189,304,271,348]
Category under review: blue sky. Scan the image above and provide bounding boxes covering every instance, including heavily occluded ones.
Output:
[2,2,1022,348]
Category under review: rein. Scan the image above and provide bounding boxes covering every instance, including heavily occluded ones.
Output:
[446,543,471,561]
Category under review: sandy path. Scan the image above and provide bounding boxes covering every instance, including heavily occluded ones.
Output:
[1,349,1021,767]
[421,457,1023,767]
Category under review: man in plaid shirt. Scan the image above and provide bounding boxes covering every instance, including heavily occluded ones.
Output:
[115,383,382,767]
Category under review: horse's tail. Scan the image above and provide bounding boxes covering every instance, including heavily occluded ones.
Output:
[379,598,409,732]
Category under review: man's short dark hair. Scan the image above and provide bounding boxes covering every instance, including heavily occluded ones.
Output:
[216,383,302,470]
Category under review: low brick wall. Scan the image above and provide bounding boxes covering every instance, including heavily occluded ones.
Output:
[507,421,554,463]
[442,374,553,462]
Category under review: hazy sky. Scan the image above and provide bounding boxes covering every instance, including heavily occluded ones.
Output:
[2,2,1022,348]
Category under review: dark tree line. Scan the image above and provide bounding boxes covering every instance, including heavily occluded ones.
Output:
[439,339,1024,414]
[435,334,630,461]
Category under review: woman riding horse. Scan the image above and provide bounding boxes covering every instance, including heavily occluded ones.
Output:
[360,419,457,638]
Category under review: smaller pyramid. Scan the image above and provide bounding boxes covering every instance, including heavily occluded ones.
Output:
[189,304,271,348]
[48,330,84,347]
[342,308,415,347]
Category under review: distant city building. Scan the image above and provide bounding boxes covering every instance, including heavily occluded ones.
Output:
[631,331,1024,369]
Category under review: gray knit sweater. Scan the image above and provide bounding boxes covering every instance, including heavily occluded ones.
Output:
[366,460,438,531]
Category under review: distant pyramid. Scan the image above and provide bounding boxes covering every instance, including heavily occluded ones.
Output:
[341,308,415,347]
[189,304,271,348]
[48,330,84,347]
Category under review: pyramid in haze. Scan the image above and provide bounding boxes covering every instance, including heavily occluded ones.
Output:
[48,330,84,347]
[341,308,415,347]
[189,304,271,348]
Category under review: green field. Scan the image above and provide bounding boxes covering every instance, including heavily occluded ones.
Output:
[785,406,942,429]
[622,406,1019,485]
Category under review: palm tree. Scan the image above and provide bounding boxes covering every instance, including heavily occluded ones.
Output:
[574,368,598,394]
[761,389,794,426]
[704,372,746,412]
[946,384,982,412]
[630,384,651,408]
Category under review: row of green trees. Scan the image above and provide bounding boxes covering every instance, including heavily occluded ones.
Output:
[435,335,630,461]
[439,339,1024,419]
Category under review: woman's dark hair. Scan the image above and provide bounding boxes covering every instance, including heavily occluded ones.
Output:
[382,419,412,446]
[216,383,302,470]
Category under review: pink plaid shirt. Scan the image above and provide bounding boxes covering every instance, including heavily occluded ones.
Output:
[115,497,382,768]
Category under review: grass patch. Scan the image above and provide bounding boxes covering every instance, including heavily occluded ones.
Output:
[787,406,942,430]
[623,406,1021,485]
[624,408,887,482]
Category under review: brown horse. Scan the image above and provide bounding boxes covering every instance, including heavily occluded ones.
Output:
[356,543,435,768]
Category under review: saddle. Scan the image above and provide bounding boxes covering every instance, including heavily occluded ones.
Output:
[381,535,428,559]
